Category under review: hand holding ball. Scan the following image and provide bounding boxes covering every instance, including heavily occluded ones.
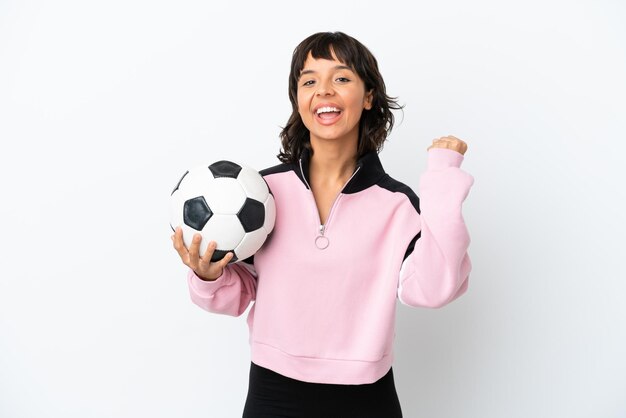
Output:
[170,161,276,269]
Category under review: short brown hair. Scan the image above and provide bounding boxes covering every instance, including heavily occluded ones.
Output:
[277,31,404,164]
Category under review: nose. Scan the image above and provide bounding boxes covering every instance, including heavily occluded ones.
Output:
[316,79,334,96]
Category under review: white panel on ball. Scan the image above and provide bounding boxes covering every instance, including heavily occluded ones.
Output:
[180,224,201,251]
[204,178,247,215]
[201,214,245,252]
[169,190,186,230]
[235,228,270,260]
[263,195,276,233]
[237,166,270,202]
[179,166,215,195]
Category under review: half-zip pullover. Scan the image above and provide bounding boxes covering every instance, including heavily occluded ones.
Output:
[186,147,475,384]
[299,156,362,249]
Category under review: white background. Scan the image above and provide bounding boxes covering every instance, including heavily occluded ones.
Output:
[1,0,625,417]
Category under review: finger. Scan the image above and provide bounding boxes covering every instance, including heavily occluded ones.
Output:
[173,227,193,266]
[429,141,451,150]
[198,241,219,272]
[442,138,468,154]
[195,241,213,274]
[172,227,187,254]
[201,240,217,261]
[172,227,179,246]
[443,135,467,147]
[430,137,468,154]
[440,137,462,146]
[188,233,202,269]
[219,252,234,269]
[429,137,455,150]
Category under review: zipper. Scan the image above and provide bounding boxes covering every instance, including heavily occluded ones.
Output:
[299,158,361,250]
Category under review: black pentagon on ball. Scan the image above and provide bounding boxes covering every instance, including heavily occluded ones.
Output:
[211,249,238,263]
[183,196,213,231]
[238,198,265,232]
[209,160,242,179]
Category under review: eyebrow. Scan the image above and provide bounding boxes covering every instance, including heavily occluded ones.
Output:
[298,65,353,79]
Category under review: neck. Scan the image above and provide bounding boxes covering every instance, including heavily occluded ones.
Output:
[308,138,358,185]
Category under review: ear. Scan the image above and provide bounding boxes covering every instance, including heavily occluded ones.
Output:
[364,89,374,110]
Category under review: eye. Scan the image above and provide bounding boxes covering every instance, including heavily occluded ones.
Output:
[337,77,351,82]
[302,80,315,86]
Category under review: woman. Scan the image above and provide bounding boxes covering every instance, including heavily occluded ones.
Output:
[172,31,474,417]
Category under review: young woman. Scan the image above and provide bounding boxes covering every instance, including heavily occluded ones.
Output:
[172,31,474,417]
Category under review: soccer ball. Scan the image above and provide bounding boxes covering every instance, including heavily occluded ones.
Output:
[169,160,276,263]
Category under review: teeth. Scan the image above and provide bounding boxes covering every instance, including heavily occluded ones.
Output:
[316,106,341,114]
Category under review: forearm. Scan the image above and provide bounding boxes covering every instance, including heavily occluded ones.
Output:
[188,263,257,317]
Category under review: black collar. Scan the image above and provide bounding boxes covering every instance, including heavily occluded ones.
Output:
[295,147,388,195]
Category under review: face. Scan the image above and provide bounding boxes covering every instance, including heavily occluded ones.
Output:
[296,50,373,149]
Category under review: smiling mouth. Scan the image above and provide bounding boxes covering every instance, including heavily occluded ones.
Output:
[318,111,341,118]
[315,110,342,124]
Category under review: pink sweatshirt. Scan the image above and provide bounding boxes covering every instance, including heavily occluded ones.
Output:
[187,147,474,384]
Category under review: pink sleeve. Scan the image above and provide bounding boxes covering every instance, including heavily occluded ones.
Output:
[398,148,475,308]
[187,262,257,317]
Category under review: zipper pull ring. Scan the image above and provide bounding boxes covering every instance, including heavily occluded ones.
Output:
[315,224,329,249]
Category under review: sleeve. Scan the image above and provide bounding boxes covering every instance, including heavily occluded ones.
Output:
[397,148,475,308]
[187,258,258,317]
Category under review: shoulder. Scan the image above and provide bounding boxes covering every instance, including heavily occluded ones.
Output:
[259,162,295,177]
[376,174,420,214]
